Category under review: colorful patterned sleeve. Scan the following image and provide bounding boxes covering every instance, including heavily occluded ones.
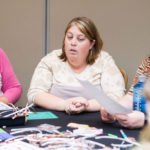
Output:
[128,56,150,96]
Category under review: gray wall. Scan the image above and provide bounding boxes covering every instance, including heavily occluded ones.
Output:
[50,0,150,92]
[0,0,150,106]
[0,0,44,106]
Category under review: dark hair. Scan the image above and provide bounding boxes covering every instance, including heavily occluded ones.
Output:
[59,17,103,65]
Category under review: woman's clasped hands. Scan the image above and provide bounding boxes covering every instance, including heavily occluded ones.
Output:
[65,97,89,115]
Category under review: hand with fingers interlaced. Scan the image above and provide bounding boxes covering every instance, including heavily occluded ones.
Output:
[65,97,89,115]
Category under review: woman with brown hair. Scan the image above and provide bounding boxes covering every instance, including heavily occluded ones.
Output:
[28,17,125,114]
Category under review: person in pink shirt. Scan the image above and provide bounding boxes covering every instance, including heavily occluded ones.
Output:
[0,48,22,104]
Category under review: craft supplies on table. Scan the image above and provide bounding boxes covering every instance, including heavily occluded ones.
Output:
[0,102,13,110]
[0,141,41,150]
[0,128,13,141]
[0,103,34,127]
[0,110,25,127]
[27,111,58,120]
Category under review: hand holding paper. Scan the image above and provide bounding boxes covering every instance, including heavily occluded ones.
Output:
[101,108,116,123]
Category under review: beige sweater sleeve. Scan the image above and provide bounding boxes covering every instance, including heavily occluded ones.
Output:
[27,54,53,104]
[100,53,125,101]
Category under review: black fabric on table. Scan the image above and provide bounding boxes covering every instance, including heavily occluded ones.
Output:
[6,107,144,149]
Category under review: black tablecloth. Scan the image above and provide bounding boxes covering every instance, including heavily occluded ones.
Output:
[6,107,143,149]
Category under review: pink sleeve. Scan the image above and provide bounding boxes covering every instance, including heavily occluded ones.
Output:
[0,48,22,104]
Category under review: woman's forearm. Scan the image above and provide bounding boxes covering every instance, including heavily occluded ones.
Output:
[117,94,133,110]
[34,93,67,111]
[0,96,10,104]
[2,85,22,104]
[85,99,101,111]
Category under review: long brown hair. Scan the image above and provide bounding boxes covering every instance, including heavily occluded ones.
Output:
[59,17,103,65]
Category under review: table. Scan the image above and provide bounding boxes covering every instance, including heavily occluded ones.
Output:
[6,107,143,149]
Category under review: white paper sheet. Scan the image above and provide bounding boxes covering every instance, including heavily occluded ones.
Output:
[0,102,12,110]
[78,79,132,115]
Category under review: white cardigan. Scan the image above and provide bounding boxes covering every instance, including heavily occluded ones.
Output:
[28,49,125,104]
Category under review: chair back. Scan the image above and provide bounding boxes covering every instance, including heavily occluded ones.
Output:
[118,67,128,89]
